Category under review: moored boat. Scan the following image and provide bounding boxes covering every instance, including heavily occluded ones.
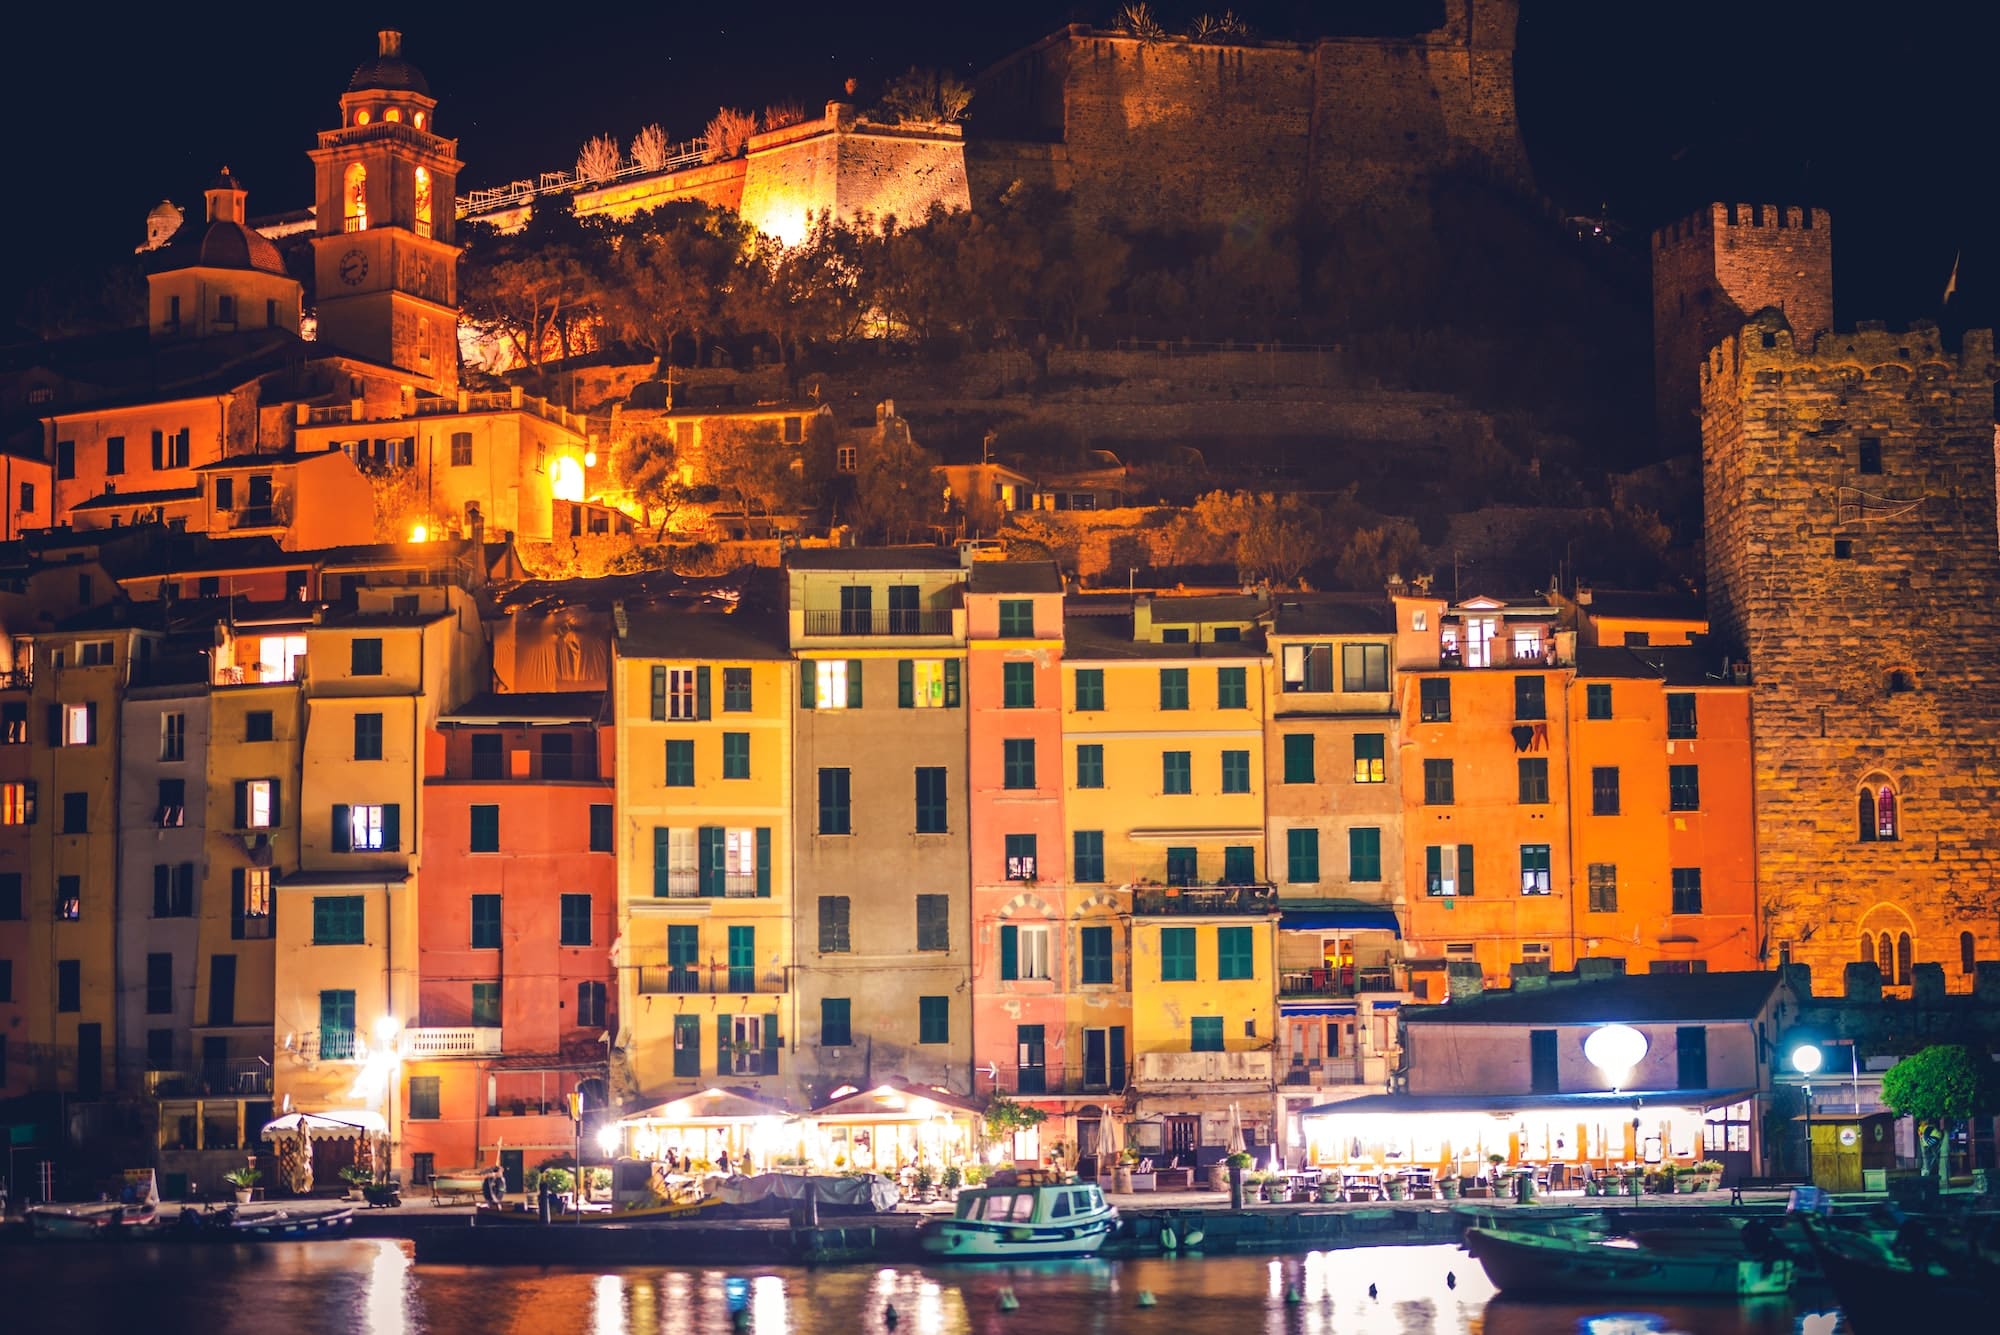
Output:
[229,1205,356,1240]
[28,1200,161,1241]
[1799,1218,2000,1333]
[918,1183,1117,1260]
[1464,1225,1793,1297]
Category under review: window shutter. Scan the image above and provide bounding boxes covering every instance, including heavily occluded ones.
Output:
[331,804,351,853]
[1458,844,1476,897]
[696,666,711,720]
[234,781,249,829]
[270,780,282,826]
[702,827,726,896]
[154,863,170,917]
[755,827,771,897]
[944,659,961,708]
[897,659,914,709]
[1000,925,1019,981]
[846,660,863,709]
[382,804,401,851]
[717,1015,731,1077]
[763,1016,781,1065]
[650,666,667,720]
[22,780,35,824]
[230,868,245,921]
[1109,1026,1127,1089]
[151,430,164,469]
[653,827,671,896]
[85,702,97,744]
[45,704,60,746]
[799,663,816,709]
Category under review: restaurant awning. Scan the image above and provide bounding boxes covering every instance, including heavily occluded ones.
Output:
[808,1079,984,1121]
[1280,907,1402,936]
[261,1110,388,1140]
[1299,1087,1758,1119]
[619,1087,799,1125]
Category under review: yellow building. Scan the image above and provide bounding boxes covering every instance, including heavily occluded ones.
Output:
[611,609,794,1105]
[1062,594,1278,1159]
[273,584,482,1178]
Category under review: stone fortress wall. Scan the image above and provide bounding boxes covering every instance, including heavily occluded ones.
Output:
[1653,202,1834,451]
[1700,312,2000,990]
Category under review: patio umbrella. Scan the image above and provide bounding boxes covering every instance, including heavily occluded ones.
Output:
[1099,1114,1121,1162]
[1228,1102,1245,1155]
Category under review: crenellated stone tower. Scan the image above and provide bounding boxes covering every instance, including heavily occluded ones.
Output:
[308,30,463,393]
[1700,310,2000,992]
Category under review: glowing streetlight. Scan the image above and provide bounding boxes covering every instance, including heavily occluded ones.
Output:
[408,522,429,543]
[597,1125,621,1158]
[1792,1043,1822,1185]
[1584,1023,1648,1093]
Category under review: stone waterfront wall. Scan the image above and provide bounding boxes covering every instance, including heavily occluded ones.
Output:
[1701,313,2000,992]
[1653,203,1834,452]
[970,0,1529,228]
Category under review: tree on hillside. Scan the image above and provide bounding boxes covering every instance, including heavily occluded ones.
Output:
[459,221,604,375]
[1183,491,1327,587]
[1335,521,1427,591]
[876,67,973,126]
[703,107,757,162]
[742,216,869,374]
[602,202,754,372]
[701,420,809,517]
[845,425,945,545]
[611,425,704,538]
[1881,1044,2000,1183]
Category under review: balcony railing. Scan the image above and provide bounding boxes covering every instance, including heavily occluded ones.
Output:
[802,609,954,637]
[985,1063,1129,1098]
[146,1062,273,1098]
[636,966,780,996]
[1278,965,1403,999]
[225,506,282,530]
[404,1027,503,1058]
[1134,884,1277,917]
[1134,1050,1274,1087]
[1280,1058,1376,1088]
[0,668,31,690]
[1436,640,1569,670]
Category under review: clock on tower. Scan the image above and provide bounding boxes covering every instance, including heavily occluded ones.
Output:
[308,30,463,392]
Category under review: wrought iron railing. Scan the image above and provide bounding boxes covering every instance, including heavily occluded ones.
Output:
[801,608,954,637]
[1133,884,1278,917]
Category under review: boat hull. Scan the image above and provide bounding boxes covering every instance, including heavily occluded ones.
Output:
[230,1207,356,1240]
[1465,1227,1793,1298]
[918,1214,1115,1260]
[28,1204,159,1241]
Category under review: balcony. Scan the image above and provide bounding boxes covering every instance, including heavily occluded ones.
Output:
[636,966,782,996]
[1436,639,1570,671]
[802,608,954,637]
[146,1062,273,1098]
[404,1027,503,1058]
[985,1062,1128,1098]
[224,506,283,531]
[1279,1055,1386,1088]
[1134,884,1277,917]
[0,668,31,690]
[1278,965,1404,999]
[1134,1050,1274,1089]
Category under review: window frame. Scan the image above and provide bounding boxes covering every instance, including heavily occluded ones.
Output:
[1341,643,1389,692]
[1159,927,1197,982]
[1519,843,1552,895]
[1423,758,1455,805]
[1668,764,1700,812]
[1073,668,1104,711]
[1419,677,1452,722]
[559,893,592,946]
[1162,750,1192,795]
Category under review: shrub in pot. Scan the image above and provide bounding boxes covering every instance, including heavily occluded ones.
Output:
[224,1167,261,1204]
[338,1165,372,1200]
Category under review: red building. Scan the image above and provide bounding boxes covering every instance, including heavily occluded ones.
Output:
[405,692,616,1190]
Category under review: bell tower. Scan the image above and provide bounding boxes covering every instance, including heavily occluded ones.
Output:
[309,30,462,392]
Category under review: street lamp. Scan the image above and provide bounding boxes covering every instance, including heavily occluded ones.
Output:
[1791,1043,1823,1185]
[1584,1024,1649,1094]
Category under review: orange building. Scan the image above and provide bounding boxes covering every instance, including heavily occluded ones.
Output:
[1396,593,1579,988]
[406,693,617,1191]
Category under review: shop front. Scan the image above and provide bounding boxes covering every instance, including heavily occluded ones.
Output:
[610,1087,802,1174]
[804,1081,983,1175]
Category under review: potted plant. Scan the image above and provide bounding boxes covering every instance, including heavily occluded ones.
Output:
[339,1165,372,1201]
[1384,1175,1408,1201]
[1269,1172,1296,1203]
[224,1167,261,1205]
[538,1166,576,1210]
[910,1163,936,1201]
[1693,1159,1723,1191]
[1439,1174,1461,1200]
[941,1165,963,1198]
[1114,1147,1139,1194]
[1226,1151,1252,1209]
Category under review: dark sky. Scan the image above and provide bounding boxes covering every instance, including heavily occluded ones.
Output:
[4,0,1992,329]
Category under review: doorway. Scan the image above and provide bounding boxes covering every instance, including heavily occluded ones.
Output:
[1166,1115,1200,1159]
[499,1149,524,1193]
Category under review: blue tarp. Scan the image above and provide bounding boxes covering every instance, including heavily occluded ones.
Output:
[1280,908,1402,936]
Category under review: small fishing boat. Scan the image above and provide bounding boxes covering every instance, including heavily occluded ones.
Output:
[1799,1218,2000,1333]
[28,1200,161,1241]
[228,1205,357,1240]
[1464,1225,1793,1298]
[918,1183,1117,1260]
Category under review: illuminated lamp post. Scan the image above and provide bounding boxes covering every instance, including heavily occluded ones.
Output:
[1584,1024,1649,1188]
[1790,1044,1823,1185]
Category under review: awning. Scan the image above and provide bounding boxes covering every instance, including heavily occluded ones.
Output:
[261,1110,388,1140]
[620,1087,799,1125]
[1299,1087,1759,1120]
[1281,908,1401,936]
[1279,1003,1358,1016]
[808,1079,983,1120]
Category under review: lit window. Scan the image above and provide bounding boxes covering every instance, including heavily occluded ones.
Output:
[814,660,850,710]
[343,163,367,232]
[257,634,306,683]
[907,659,947,708]
[349,804,386,850]
[724,828,761,896]
[355,109,371,126]
[663,667,699,720]
[245,780,274,829]
[413,111,426,129]
[836,446,857,474]
[384,107,402,124]
[1,781,33,825]
[62,703,92,746]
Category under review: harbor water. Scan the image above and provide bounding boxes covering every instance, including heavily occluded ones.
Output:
[0,1239,1848,1334]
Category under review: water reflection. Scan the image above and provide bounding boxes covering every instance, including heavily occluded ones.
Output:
[0,1240,1848,1335]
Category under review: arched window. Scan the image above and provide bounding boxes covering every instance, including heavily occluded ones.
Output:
[1896,932,1913,985]
[1962,931,1977,977]
[1875,786,1898,840]
[414,166,432,239]
[1878,932,1893,978]
[1858,789,1877,842]
[384,107,402,123]
[355,108,371,126]
[1860,933,1876,967]
[413,111,426,130]
[343,163,368,233]
[1858,778,1899,841]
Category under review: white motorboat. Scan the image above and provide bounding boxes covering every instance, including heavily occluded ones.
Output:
[918,1182,1117,1260]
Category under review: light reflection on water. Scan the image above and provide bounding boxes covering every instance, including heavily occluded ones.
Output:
[0,1239,1848,1335]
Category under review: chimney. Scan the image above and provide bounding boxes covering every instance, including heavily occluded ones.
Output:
[1509,962,1551,991]
[612,600,629,640]
[1446,961,1484,1003]
[466,503,486,588]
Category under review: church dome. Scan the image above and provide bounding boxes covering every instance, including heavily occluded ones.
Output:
[348,29,431,96]
[157,222,288,277]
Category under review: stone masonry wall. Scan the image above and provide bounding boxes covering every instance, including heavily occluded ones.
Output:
[1653,203,1834,452]
[1701,313,2000,993]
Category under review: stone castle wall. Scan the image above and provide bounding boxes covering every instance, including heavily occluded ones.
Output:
[737,111,971,243]
[968,0,1529,226]
[1700,313,2000,993]
[1653,203,1834,452]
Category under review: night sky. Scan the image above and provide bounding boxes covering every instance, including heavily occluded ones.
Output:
[4,0,1992,330]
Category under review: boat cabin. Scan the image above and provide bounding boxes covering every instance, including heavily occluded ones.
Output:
[955,1183,1108,1224]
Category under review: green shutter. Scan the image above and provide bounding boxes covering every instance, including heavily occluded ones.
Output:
[755,827,771,897]
[898,659,914,708]
[234,781,249,829]
[944,659,961,707]
[653,828,672,896]
[717,1015,732,1077]
[800,662,816,709]
[1000,925,1018,981]
[382,804,400,851]
[696,666,712,720]
[330,803,350,852]
[847,660,863,709]
[652,666,668,720]
[699,826,725,896]
[1459,844,1476,897]
[762,1016,780,1071]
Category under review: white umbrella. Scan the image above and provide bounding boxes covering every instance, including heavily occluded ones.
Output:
[1099,1115,1121,1163]
[1228,1102,1245,1155]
